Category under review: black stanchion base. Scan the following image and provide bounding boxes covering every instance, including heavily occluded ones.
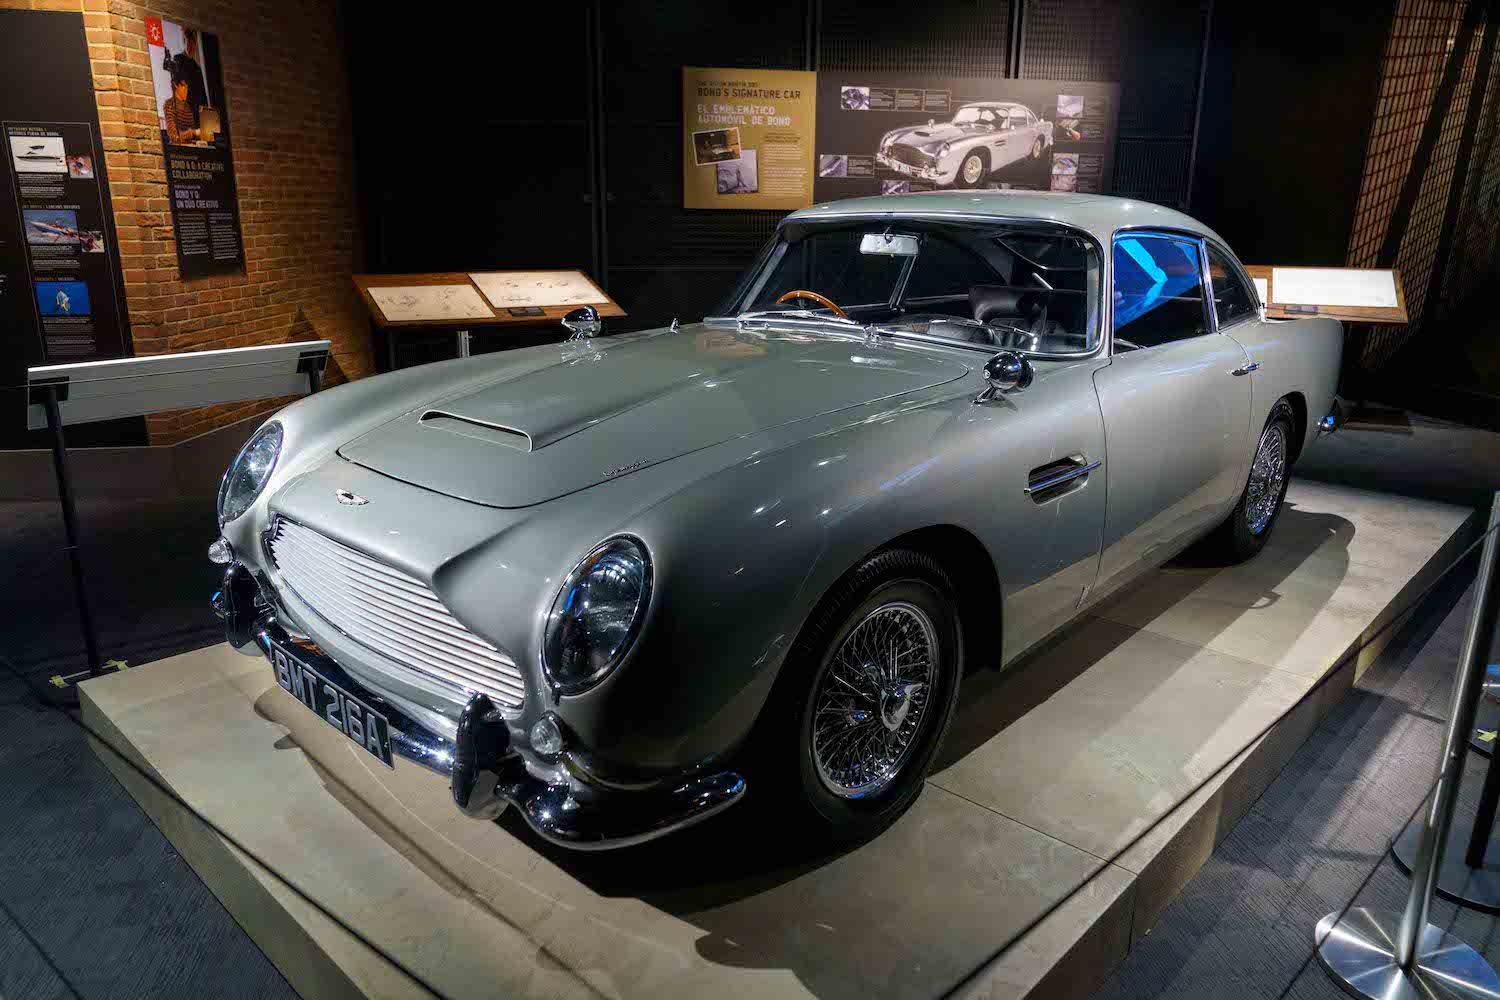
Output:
[1392,798,1500,914]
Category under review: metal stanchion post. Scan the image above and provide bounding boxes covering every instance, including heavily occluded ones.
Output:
[1316,494,1500,999]
[44,385,101,679]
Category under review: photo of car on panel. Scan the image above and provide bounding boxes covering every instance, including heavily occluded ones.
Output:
[813,74,1120,201]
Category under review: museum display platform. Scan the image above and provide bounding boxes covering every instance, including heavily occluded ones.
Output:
[80,480,1477,1000]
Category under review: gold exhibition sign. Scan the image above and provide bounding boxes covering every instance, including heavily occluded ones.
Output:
[682,67,817,211]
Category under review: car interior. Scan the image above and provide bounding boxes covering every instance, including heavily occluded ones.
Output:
[744,220,1100,355]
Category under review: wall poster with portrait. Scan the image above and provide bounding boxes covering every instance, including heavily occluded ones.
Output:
[145,15,245,278]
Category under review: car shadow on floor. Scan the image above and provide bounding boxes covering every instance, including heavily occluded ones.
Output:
[472,504,1360,995]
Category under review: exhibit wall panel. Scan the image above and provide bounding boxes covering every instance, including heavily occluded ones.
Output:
[1345,0,1489,372]
[0,0,372,448]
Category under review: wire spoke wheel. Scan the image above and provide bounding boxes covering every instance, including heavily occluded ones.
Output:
[810,601,939,798]
[962,155,984,184]
[1245,422,1287,535]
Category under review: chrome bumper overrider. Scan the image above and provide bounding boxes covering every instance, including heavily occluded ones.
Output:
[212,562,746,850]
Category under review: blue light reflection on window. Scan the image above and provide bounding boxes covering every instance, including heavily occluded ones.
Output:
[1113,237,1202,330]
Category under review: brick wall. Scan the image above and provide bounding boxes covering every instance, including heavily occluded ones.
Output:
[2,0,371,444]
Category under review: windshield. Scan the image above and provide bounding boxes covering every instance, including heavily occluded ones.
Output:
[718,219,1102,357]
[952,107,986,125]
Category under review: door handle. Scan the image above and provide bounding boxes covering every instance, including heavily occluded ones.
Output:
[1025,458,1101,498]
[1231,362,1261,376]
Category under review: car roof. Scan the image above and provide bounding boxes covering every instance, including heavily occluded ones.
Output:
[960,101,1027,111]
[783,191,1229,248]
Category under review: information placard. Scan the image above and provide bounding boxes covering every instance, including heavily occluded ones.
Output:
[682,67,817,210]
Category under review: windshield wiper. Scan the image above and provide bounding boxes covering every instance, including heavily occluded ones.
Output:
[735,309,867,330]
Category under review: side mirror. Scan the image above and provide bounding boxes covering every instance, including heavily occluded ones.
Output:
[974,350,1033,403]
[562,305,601,339]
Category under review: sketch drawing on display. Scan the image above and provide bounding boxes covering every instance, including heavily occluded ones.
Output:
[876,102,1054,189]
[841,86,871,110]
[469,271,607,311]
[367,285,494,324]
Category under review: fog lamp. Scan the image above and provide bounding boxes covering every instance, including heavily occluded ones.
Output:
[208,537,233,564]
[529,714,564,758]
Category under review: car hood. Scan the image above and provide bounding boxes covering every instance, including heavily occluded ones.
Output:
[338,326,969,508]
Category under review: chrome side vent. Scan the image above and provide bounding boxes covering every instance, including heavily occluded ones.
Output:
[1024,456,1100,504]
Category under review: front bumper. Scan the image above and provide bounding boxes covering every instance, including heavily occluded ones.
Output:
[876,150,956,184]
[212,562,746,850]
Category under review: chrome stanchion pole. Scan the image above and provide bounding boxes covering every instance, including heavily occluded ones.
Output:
[1316,494,1500,1000]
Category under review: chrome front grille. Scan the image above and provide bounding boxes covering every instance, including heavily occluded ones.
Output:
[889,144,935,169]
[267,518,525,707]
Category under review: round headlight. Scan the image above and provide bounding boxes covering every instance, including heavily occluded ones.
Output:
[217,422,283,526]
[938,142,951,157]
[542,536,652,695]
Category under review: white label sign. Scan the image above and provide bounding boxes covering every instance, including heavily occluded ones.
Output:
[1270,268,1398,309]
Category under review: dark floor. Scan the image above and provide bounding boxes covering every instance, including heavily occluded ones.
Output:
[0,496,223,681]
[0,669,297,1000]
[1092,551,1500,999]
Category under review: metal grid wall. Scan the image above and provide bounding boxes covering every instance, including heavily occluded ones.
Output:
[819,0,1011,76]
[1438,36,1500,319]
[1345,0,1486,370]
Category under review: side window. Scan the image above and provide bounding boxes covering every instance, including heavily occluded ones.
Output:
[1008,110,1028,130]
[1111,235,1208,350]
[1206,245,1257,328]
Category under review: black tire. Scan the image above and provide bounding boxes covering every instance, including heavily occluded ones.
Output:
[753,548,963,843]
[955,150,989,188]
[1204,399,1296,563]
[1029,137,1044,160]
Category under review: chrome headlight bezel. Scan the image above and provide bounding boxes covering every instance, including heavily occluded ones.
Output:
[217,421,283,526]
[541,535,653,697]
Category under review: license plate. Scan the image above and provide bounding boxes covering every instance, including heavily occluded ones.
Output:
[269,640,394,768]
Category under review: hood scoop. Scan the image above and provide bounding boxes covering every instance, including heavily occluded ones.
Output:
[420,412,532,452]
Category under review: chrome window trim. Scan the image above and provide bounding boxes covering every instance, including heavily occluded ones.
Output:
[1203,237,1263,323]
[744,212,1108,363]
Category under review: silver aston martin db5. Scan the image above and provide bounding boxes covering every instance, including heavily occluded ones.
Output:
[877,102,1055,187]
[212,191,1342,849]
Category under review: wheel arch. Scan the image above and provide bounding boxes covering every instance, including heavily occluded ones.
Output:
[1280,391,1307,463]
[884,524,1001,675]
[792,522,1001,681]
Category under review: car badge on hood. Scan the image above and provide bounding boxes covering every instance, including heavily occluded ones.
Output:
[336,489,369,506]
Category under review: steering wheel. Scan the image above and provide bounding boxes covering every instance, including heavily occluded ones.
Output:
[776,289,850,320]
